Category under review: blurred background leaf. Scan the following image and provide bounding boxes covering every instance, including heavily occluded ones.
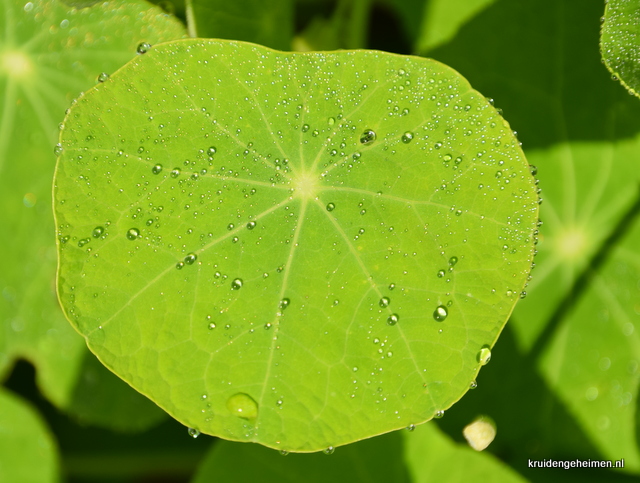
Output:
[0,0,185,431]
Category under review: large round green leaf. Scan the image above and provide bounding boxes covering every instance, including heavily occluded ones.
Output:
[53,39,538,451]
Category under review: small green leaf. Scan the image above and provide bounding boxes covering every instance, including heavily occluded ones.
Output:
[601,0,640,97]
[54,39,538,451]
[0,388,60,483]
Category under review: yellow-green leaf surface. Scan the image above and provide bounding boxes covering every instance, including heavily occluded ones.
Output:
[601,0,640,97]
[54,39,538,451]
[0,0,184,427]
[0,388,60,483]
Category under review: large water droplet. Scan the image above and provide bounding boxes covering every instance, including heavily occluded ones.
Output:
[379,296,390,308]
[478,347,491,366]
[448,256,458,266]
[401,131,414,143]
[187,427,200,438]
[207,146,217,156]
[126,228,140,240]
[323,446,335,455]
[184,253,197,265]
[326,202,335,212]
[152,164,163,174]
[97,72,109,83]
[246,221,256,230]
[433,305,448,322]
[280,298,290,310]
[136,42,151,54]
[434,410,444,419]
[92,226,104,238]
[387,313,399,326]
[53,143,63,156]
[226,393,258,419]
[359,129,376,145]
[231,278,243,290]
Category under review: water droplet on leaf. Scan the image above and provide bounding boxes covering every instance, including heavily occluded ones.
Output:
[226,393,258,419]
[136,42,151,54]
[359,129,376,144]
[478,347,491,365]
[231,278,243,290]
[387,313,399,326]
[126,228,140,240]
[433,305,448,322]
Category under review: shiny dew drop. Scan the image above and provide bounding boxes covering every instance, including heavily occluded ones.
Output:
[359,129,376,145]
[126,228,140,240]
[231,278,243,290]
[226,393,258,420]
[478,347,492,366]
[433,305,448,322]
[136,42,151,54]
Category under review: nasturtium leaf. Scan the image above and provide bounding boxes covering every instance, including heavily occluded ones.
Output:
[0,0,185,428]
[601,0,640,98]
[540,212,640,468]
[54,39,538,451]
[0,388,60,483]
